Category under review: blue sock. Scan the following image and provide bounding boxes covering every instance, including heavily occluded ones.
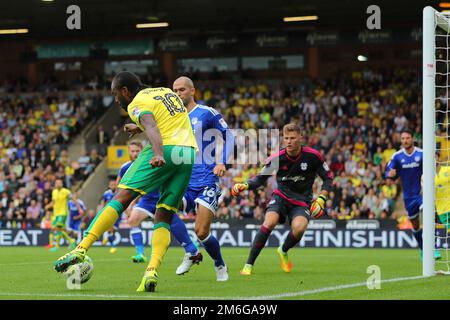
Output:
[170,214,198,255]
[200,233,225,267]
[130,227,145,255]
[412,228,423,250]
[108,232,116,247]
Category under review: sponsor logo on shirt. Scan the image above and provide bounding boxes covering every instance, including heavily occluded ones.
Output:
[402,162,420,169]
[281,175,306,182]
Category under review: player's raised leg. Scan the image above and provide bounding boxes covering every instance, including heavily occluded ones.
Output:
[54,189,136,272]
[240,212,279,275]
[172,212,202,275]
[277,213,309,273]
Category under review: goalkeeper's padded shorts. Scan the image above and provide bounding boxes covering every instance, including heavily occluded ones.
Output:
[266,193,311,225]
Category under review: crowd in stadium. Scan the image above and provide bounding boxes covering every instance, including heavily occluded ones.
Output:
[0,93,106,228]
[0,67,424,228]
[206,68,420,222]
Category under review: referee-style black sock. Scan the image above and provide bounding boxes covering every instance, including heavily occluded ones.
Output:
[246,226,272,265]
[281,231,302,253]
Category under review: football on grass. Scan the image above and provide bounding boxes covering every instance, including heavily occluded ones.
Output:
[64,255,94,284]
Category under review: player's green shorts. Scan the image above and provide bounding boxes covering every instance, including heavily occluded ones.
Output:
[118,145,194,213]
[438,212,449,232]
[52,215,67,228]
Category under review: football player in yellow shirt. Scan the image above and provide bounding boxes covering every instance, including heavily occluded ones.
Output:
[45,179,75,251]
[435,154,450,234]
[54,71,197,293]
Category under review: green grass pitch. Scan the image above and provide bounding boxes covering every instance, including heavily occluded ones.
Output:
[0,247,449,300]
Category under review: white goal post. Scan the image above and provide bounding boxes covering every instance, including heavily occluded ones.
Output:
[423,6,450,277]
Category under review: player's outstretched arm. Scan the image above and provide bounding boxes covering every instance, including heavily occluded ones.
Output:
[231,164,273,197]
[140,113,165,168]
[124,123,142,138]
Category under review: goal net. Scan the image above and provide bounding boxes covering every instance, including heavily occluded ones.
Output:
[423,7,450,276]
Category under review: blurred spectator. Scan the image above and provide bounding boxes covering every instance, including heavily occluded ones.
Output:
[96,126,110,156]
[0,90,106,227]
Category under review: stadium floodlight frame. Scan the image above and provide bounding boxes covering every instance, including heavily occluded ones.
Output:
[423,6,450,277]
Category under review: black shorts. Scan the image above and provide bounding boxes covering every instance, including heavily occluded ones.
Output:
[265,194,311,225]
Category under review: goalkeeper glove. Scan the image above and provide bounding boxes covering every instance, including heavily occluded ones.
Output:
[231,183,249,197]
[310,195,327,219]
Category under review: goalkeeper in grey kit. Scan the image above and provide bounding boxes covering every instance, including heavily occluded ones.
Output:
[232,123,334,275]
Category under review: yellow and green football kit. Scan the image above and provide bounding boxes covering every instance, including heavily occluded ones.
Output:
[49,188,73,248]
[51,188,71,228]
[435,166,450,232]
[119,87,197,212]
[58,87,197,286]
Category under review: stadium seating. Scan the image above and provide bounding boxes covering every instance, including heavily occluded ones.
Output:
[0,91,108,229]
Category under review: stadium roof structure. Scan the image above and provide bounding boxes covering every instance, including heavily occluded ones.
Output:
[0,0,434,39]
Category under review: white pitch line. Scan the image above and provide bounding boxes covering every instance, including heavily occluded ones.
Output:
[0,275,428,300]
[244,275,427,300]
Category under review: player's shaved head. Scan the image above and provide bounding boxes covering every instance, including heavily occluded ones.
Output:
[173,76,196,109]
[174,76,194,89]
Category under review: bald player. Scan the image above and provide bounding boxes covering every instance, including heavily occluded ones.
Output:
[173,76,235,281]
